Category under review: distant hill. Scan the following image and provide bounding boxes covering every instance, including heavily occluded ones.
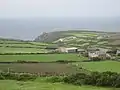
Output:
[34,30,103,42]
[34,30,120,48]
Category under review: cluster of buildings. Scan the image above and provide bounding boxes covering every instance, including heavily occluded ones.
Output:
[56,47,120,60]
[46,45,120,60]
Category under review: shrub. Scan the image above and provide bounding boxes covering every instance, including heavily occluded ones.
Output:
[17,73,36,81]
[0,72,37,81]
[62,71,120,88]
[17,60,27,63]
[118,53,120,56]
[56,60,70,63]
[46,76,63,83]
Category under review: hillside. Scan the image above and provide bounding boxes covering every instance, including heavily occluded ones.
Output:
[34,30,103,41]
[34,30,113,48]
[34,30,120,48]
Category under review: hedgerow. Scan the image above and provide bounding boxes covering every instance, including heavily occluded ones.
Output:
[0,72,37,81]
[63,71,120,88]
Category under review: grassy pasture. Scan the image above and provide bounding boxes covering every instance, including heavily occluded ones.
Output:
[0,80,111,90]
[0,43,46,48]
[0,40,25,44]
[0,39,50,53]
[0,54,87,61]
[0,47,47,53]
[75,61,120,73]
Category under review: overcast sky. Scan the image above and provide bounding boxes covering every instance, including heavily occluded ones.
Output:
[0,0,120,18]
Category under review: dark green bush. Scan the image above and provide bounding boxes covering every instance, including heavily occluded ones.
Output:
[118,53,120,56]
[56,60,70,63]
[63,73,89,85]
[63,71,120,88]
[0,72,37,81]
[46,76,63,83]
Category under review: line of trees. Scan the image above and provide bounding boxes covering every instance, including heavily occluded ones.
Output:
[5,46,45,49]
[0,52,65,55]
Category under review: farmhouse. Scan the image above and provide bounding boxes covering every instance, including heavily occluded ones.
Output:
[88,50,111,60]
[78,49,85,53]
[57,47,78,53]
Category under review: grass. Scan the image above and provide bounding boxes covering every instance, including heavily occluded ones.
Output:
[78,61,120,73]
[0,43,46,47]
[0,39,48,53]
[0,47,47,53]
[0,54,87,61]
[0,80,111,90]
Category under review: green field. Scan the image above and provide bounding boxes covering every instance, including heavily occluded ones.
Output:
[0,80,111,90]
[75,61,120,73]
[0,39,50,53]
[0,47,47,53]
[0,54,87,61]
[66,33,98,37]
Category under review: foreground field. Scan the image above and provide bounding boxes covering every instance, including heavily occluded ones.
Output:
[0,80,111,90]
[78,61,120,73]
[0,54,87,61]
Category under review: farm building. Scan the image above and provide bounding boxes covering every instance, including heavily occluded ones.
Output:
[78,49,85,53]
[56,47,78,53]
[116,50,120,56]
[66,47,78,53]
[88,50,111,60]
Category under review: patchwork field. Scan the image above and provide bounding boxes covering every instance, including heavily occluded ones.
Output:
[0,39,50,53]
[0,31,120,90]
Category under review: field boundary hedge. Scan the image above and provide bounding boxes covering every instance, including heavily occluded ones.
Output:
[0,71,37,81]
[0,60,81,64]
[0,53,77,55]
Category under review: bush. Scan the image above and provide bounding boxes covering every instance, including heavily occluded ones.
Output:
[56,60,70,63]
[63,73,89,85]
[62,71,120,88]
[118,53,120,56]
[0,72,37,81]
[17,60,27,63]
[17,73,36,81]
[46,76,63,83]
